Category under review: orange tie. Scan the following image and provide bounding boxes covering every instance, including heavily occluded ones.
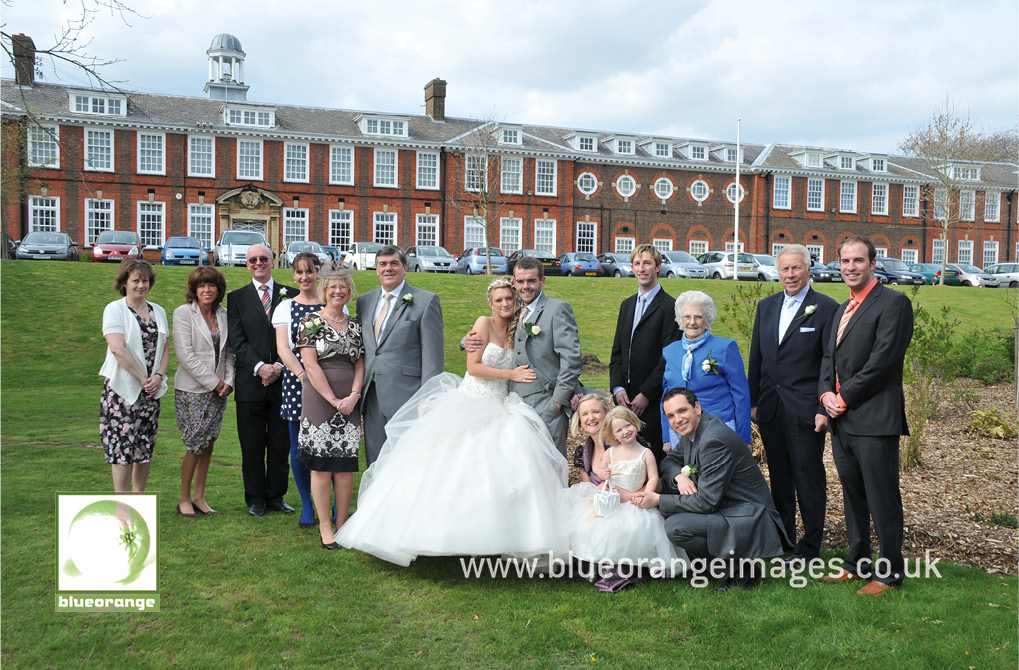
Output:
[836,299,858,345]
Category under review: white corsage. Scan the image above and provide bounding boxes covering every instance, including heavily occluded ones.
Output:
[278,288,288,300]
[398,293,414,310]
[794,303,818,322]
[681,464,699,477]
[523,322,541,338]
[701,354,719,375]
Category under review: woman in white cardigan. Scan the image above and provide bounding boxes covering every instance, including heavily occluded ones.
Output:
[172,266,235,517]
[99,260,169,493]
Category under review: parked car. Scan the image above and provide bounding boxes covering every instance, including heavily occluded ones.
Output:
[559,252,603,277]
[278,241,331,268]
[659,250,708,279]
[91,230,142,263]
[159,236,205,266]
[696,251,758,280]
[874,257,927,285]
[321,245,341,261]
[343,242,384,270]
[597,252,634,278]
[213,230,268,267]
[507,249,562,275]
[15,231,78,261]
[947,263,1000,288]
[983,262,1019,289]
[455,247,508,275]
[407,245,457,272]
[810,260,843,282]
[908,263,961,286]
[750,254,780,282]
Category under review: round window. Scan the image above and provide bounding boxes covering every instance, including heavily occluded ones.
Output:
[577,172,598,196]
[690,179,710,202]
[653,177,674,200]
[725,182,746,204]
[616,175,637,198]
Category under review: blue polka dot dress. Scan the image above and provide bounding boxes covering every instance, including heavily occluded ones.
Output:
[277,301,324,421]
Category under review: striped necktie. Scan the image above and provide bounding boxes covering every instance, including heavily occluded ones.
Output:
[836,298,859,345]
[259,285,272,321]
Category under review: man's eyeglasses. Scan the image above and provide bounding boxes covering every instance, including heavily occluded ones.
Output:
[247,256,271,264]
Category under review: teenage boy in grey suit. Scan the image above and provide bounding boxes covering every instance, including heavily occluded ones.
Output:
[465,257,582,456]
[357,246,444,466]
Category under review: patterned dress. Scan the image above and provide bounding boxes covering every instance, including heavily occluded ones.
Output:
[100,306,160,465]
[174,330,227,455]
[295,315,364,472]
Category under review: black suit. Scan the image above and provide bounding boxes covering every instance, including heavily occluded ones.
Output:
[819,281,913,585]
[609,286,679,463]
[748,286,838,557]
[227,280,297,507]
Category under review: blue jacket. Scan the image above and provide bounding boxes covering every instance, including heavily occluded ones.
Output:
[661,332,751,445]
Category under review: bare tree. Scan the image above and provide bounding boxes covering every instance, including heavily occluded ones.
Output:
[898,96,1003,285]
[446,116,516,275]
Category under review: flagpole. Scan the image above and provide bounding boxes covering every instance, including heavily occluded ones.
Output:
[733,117,741,281]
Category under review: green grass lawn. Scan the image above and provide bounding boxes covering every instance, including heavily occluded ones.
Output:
[1,261,1016,669]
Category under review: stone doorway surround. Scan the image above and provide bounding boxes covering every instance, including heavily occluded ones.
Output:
[215,184,284,256]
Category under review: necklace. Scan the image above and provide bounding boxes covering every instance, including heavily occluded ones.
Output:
[322,311,347,324]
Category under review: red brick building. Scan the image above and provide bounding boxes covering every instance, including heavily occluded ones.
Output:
[3,33,1016,267]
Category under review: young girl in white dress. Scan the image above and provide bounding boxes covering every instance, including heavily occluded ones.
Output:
[562,406,687,569]
[335,277,568,566]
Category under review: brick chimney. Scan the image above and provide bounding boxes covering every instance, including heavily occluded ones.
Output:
[12,34,36,86]
[425,78,446,122]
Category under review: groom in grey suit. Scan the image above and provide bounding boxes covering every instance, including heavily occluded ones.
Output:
[357,246,444,466]
[635,387,790,588]
[465,257,582,456]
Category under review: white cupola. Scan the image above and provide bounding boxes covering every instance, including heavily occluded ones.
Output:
[204,33,249,101]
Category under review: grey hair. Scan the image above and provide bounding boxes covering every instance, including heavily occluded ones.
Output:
[376,244,408,266]
[674,290,717,328]
[776,244,812,268]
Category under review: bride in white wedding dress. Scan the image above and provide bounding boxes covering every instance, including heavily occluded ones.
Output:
[335,277,568,566]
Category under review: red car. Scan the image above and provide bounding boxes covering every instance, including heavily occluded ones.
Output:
[91,231,143,263]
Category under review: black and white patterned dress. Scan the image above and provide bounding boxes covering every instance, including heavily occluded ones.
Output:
[275,300,324,422]
[294,315,364,472]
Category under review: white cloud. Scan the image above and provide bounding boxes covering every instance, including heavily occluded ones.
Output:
[3,0,1015,153]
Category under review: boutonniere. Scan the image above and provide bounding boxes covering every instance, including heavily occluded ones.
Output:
[304,315,326,338]
[523,322,541,338]
[277,288,288,301]
[681,464,698,478]
[397,293,414,310]
[793,303,817,322]
[701,352,719,375]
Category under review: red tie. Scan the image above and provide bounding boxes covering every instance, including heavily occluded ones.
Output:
[836,298,858,345]
[260,285,272,321]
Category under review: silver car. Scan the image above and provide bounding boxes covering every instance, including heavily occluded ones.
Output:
[751,254,780,282]
[697,250,758,280]
[15,231,78,261]
[407,245,457,272]
[278,241,331,268]
[946,263,1000,288]
[214,230,268,267]
[659,250,707,279]
[983,262,1019,289]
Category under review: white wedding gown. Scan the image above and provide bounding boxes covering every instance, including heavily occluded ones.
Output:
[336,343,569,566]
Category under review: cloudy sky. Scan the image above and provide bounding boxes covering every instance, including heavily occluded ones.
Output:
[3,0,1016,155]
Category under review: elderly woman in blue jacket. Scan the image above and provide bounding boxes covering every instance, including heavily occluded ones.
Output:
[660,290,751,449]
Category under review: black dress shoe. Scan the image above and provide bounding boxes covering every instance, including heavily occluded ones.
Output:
[248,502,266,517]
[321,541,341,550]
[267,500,296,515]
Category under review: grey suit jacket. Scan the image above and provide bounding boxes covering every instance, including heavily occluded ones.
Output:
[509,293,583,419]
[659,413,790,559]
[357,283,444,417]
[172,301,235,393]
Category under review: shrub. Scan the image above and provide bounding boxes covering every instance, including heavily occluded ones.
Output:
[967,408,1018,439]
[949,328,1015,383]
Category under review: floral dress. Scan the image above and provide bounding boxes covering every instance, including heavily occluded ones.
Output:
[100,306,160,465]
[174,330,227,455]
[295,315,364,472]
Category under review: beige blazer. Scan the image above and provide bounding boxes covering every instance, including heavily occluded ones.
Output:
[172,301,235,393]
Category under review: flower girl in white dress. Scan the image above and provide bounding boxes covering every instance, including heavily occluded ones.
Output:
[336,277,568,566]
[562,406,687,570]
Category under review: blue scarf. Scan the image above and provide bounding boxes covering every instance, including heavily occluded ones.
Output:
[680,331,710,382]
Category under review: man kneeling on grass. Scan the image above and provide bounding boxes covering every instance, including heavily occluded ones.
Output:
[633,388,791,589]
